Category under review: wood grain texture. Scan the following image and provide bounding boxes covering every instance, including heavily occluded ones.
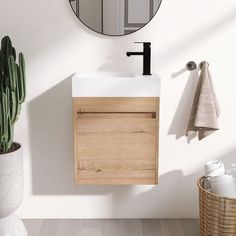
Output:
[141,219,163,236]
[160,219,185,236]
[73,98,79,184]
[118,219,143,236]
[73,97,159,185]
[78,159,156,170]
[73,97,159,113]
[23,219,199,236]
[77,169,156,185]
[23,219,43,236]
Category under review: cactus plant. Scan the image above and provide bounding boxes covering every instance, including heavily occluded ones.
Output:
[0,36,26,153]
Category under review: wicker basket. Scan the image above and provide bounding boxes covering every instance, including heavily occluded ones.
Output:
[198,176,236,235]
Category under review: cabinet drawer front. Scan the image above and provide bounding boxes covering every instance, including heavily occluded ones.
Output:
[77,113,157,160]
[77,169,156,185]
[73,97,160,185]
[75,112,158,184]
[73,97,159,113]
[78,159,156,170]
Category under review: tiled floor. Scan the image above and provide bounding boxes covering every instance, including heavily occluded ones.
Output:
[23,219,199,236]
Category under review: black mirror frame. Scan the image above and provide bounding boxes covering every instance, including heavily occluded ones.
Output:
[68,0,163,37]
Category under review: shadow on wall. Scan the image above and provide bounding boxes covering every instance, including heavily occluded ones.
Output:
[153,7,236,67]
[110,169,202,218]
[28,76,112,195]
[168,69,199,141]
[110,146,236,218]
[97,41,140,74]
[28,76,200,198]
[27,75,236,217]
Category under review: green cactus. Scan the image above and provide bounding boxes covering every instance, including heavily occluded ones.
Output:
[0,36,26,153]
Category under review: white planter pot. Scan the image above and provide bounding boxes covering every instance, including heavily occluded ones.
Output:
[0,214,27,236]
[0,144,23,218]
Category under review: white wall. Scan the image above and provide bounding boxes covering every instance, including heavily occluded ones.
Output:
[0,0,236,218]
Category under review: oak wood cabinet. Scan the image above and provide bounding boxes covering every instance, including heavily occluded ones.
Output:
[73,97,159,185]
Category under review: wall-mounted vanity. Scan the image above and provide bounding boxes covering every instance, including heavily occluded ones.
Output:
[72,73,160,185]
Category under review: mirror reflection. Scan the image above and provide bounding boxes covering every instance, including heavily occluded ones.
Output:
[69,0,162,36]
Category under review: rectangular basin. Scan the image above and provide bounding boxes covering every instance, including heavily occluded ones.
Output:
[72,72,161,97]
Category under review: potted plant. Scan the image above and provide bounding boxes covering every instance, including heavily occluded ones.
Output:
[0,36,27,235]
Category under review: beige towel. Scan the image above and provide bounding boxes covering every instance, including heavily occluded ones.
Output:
[186,61,220,140]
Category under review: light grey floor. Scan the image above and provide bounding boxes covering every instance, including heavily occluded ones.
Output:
[23,219,199,236]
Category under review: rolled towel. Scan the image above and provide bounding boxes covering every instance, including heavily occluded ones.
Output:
[186,61,220,140]
[204,160,225,189]
[205,160,225,177]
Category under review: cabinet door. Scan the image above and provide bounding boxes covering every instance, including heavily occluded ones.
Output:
[73,98,159,185]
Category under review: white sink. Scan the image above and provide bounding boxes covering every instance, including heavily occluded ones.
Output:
[72,72,161,97]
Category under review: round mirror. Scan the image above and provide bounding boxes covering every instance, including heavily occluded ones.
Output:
[69,0,162,36]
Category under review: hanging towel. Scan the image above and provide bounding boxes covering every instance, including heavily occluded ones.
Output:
[186,61,220,140]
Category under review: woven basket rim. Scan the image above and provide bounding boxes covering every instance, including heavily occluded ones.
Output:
[197,176,236,201]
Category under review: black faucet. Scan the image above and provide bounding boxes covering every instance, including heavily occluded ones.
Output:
[126,42,151,76]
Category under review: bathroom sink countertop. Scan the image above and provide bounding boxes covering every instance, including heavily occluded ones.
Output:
[72,72,161,97]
